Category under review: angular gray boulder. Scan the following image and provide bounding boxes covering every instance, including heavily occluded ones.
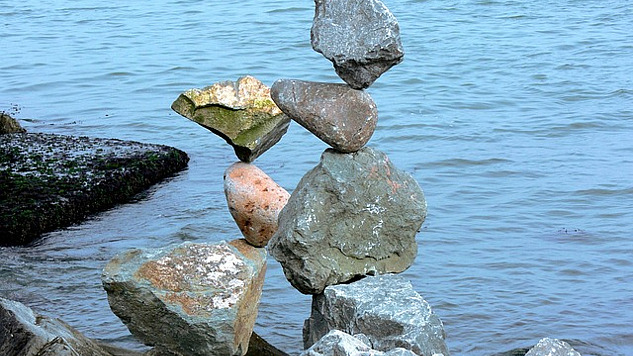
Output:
[525,338,581,356]
[311,0,404,89]
[268,147,426,294]
[0,297,112,356]
[301,330,417,356]
[270,79,377,153]
[303,275,449,356]
[171,75,290,162]
[102,239,267,356]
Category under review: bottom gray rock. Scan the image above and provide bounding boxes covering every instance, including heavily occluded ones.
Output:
[304,275,449,356]
[525,338,581,356]
[0,297,111,356]
[301,330,416,356]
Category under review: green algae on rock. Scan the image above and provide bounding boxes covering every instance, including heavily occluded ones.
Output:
[0,113,26,134]
[171,75,290,163]
[0,133,189,246]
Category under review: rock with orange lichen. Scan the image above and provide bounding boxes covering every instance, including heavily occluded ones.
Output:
[224,162,290,247]
[101,239,266,356]
[268,147,426,294]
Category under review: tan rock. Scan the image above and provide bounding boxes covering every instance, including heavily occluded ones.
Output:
[224,162,290,247]
[102,240,267,356]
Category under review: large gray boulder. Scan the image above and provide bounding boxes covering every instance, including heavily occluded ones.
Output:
[301,330,417,356]
[102,239,267,356]
[268,147,426,294]
[171,75,290,162]
[303,275,449,356]
[525,338,581,356]
[270,79,377,153]
[0,297,112,356]
[311,0,404,89]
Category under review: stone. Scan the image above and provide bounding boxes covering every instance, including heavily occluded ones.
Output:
[171,75,290,162]
[271,79,377,153]
[101,239,267,356]
[0,133,189,247]
[268,147,426,294]
[311,0,404,89]
[303,275,449,356]
[224,162,290,247]
[525,338,581,356]
[0,113,26,134]
[0,297,112,356]
[301,330,418,356]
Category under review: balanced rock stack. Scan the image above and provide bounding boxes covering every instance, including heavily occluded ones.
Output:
[101,76,291,356]
[268,0,450,355]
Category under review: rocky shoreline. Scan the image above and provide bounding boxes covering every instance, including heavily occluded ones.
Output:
[0,115,189,246]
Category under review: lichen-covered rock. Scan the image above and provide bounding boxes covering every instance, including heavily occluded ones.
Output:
[101,240,267,356]
[301,330,417,356]
[268,147,426,294]
[224,162,290,247]
[0,133,189,247]
[0,297,112,356]
[303,275,449,356]
[311,0,404,89]
[171,75,290,162]
[0,113,26,134]
[271,79,377,153]
[525,338,581,356]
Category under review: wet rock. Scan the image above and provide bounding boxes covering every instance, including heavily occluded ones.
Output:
[271,79,377,153]
[0,297,112,356]
[102,239,267,356]
[268,147,426,294]
[0,113,26,134]
[303,275,449,356]
[301,330,417,356]
[311,0,404,89]
[525,338,581,356]
[171,75,290,162]
[224,162,290,247]
[0,133,188,247]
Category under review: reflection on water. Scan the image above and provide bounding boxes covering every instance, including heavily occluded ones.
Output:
[1,0,632,355]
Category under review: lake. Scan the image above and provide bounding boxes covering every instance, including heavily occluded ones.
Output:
[1,0,632,355]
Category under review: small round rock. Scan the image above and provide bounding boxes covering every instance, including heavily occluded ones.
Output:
[224,162,290,247]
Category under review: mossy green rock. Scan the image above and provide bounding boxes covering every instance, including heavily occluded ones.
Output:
[0,133,189,246]
[0,113,26,134]
[171,76,290,162]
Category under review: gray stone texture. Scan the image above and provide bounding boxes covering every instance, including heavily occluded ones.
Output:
[270,79,377,153]
[303,275,449,356]
[525,338,581,356]
[311,0,404,89]
[268,147,426,294]
[0,297,112,356]
[171,75,290,162]
[301,330,417,356]
[102,240,267,356]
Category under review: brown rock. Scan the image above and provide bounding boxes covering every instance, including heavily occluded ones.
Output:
[270,79,377,153]
[224,162,290,247]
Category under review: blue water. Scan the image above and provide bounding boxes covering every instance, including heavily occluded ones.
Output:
[1,0,632,355]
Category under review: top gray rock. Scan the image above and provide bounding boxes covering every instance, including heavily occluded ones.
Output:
[311,0,404,89]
